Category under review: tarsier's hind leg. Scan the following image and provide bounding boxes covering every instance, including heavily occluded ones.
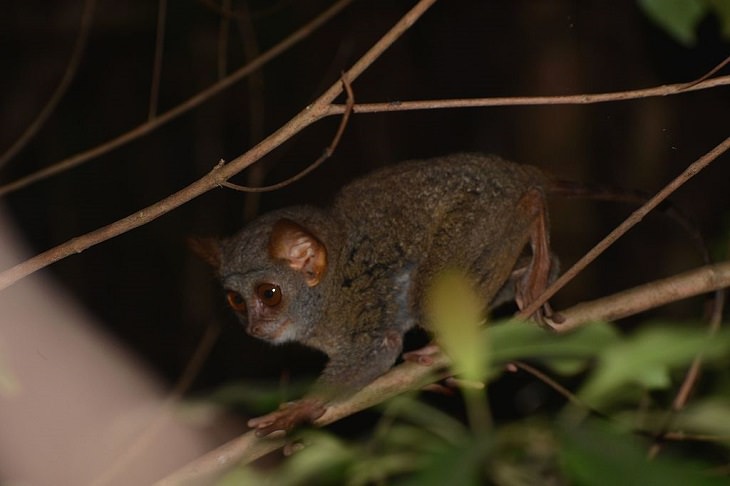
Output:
[513,187,555,323]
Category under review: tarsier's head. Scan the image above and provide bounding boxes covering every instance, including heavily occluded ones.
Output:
[192,215,329,345]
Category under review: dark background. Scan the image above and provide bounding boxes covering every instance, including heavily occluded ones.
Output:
[1,0,728,413]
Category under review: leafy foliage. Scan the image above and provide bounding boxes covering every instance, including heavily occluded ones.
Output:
[560,420,728,486]
[638,0,730,45]
[213,301,730,484]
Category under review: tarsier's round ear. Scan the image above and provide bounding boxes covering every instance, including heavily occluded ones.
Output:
[187,236,222,269]
[269,219,328,287]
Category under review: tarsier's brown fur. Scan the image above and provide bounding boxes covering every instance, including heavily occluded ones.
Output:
[197,153,556,435]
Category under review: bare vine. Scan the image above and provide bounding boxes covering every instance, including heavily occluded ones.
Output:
[0,0,355,196]
[0,0,97,169]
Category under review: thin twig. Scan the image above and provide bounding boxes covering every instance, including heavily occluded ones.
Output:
[221,72,355,193]
[234,0,270,219]
[2,70,728,198]
[322,75,730,115]
[0,0,438,290]
[148,0,168,120]
[678,54,730,91]
[519,134,730,322]
[0,0,355,197]
[0,0,97,169]
[648,264,727,458]
[216,0,231,79]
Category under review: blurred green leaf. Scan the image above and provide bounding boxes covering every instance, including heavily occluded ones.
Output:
[427,270,488,383]
[561,420,727,486]
[375,423,453,456]
[203,379,311,412]
[348,451,424,486]
[215,465,269,486]
[708,0,730,37]
[675,399,730,440]
[379,395,469,446]
[617,399,730,444]
[490,421,565,486]
[272,430,356,486]
[399,435,492,486]
[579,325,730,407]
[489,319,620,374]
[638,0,707,45]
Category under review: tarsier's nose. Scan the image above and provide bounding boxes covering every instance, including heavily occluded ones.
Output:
[250,325,266,337]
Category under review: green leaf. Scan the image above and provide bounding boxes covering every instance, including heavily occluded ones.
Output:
[399,435,492,486]
[489,319,620,374]
[273,430,356,486]
[203,379,310,412]
[215,466,269,486]
[675,399,730,439]
[490,421,565,485]
[347,451,424,486]
[579,325,730,407]
[561,420,728,486]
[708,0,730,37]
[379,395,469,446]
[638,0,708,46]
[426,270,488,383]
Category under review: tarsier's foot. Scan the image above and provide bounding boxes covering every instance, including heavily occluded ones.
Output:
[514,188,556,326]
[402,344,442,366]
[247,398,326,437]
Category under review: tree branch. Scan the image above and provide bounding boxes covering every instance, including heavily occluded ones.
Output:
[2,71,728,198]
[0,0,355,196]
[154,260,730,485]
[324,75,730,115]
[518,133,730,321]
[0,0,439,291]
[552,261,730,333]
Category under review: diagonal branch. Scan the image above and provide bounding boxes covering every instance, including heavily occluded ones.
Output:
[551,261,730,333]
[154,260,730,485]
[220,72,355,193]
[0,0,355,197]
[0,0,440,291]
[518,134,730,321]
[148,0,168,120]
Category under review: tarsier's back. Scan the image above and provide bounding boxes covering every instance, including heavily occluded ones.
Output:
[333,153,548,316]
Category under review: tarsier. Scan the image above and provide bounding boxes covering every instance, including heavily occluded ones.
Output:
[194,152,564,436]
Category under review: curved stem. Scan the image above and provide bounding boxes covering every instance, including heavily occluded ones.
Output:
[0,0,438,290]
[0,0,97,169]
[0,0,355,197]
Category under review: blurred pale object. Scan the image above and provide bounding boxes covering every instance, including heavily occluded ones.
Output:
[0,209,234,486]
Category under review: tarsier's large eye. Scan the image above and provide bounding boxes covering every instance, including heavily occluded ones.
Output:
[226,290,246,313]
[256,283,282,307]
